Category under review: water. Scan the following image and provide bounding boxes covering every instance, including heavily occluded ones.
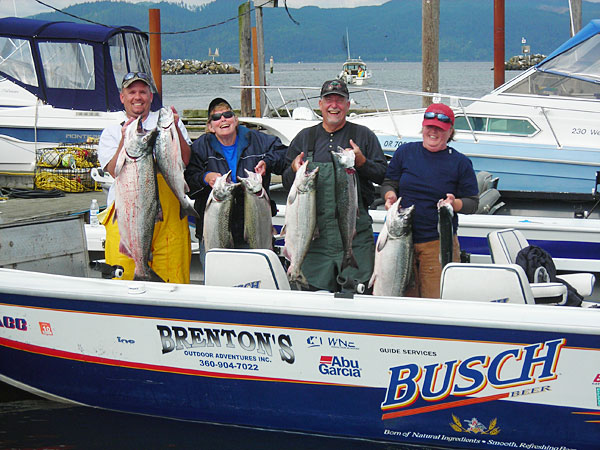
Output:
[162,61,521,113]
[1,62,511,450]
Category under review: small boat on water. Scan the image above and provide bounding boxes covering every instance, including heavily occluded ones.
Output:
[338,29,371,85]
[240,20,600,202]
[0,17,161,185]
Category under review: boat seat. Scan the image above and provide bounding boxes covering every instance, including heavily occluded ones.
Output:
[440,263,567,305]
[205,248,290,290]
[487,228,595,297]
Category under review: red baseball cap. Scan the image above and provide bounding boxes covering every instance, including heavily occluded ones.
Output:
[422,103,455,131]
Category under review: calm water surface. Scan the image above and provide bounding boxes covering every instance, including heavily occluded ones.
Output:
[162,61,520,113]
[1,62,509,450]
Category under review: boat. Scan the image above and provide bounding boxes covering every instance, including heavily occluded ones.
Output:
[1,228,599,450]
[338,29,371,86]
[0,17,161,187]
[240,20,600,201]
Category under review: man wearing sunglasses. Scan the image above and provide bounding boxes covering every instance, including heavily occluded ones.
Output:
[184,97,287,258]
[381,103,479,298]
[98,72,193,283]
[281,79,388,293]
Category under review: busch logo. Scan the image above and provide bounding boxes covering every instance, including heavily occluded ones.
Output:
[381,339,564,414]
[319,355,361,378]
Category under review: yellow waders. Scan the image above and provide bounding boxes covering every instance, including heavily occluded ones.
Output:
[101,173,191,283]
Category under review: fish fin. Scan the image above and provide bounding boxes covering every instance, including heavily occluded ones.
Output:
[118,242,132,258]
[341,252,358,271]
[280,224,286,237]
[287,185,298,205]
[134,267,165,283]
[376,227,389,252]
[155,204,164,223]
[312,226,320,240]
[368,273,376,289]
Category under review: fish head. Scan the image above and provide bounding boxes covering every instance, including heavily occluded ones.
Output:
[295,162,319,193]
[386,201,414,237]
[157,106,175,129]
[239,169,263,194]
[124,117,158,159]
[331,145,355,169]
[212,171,240,201]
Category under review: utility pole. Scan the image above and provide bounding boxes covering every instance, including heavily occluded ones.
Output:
[422,0,439,108]
[238,1,252,116]
[493,0,505,89]
[569,0,582,37]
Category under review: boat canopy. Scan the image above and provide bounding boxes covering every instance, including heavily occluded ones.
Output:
[0,17,161,111]
[504,20,600,99]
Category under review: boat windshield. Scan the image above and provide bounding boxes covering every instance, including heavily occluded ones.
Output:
[0,37,38,87]
[504,33,600,99]
[108,32,154,91]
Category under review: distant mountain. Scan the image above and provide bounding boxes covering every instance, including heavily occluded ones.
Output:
[29,0,600,62]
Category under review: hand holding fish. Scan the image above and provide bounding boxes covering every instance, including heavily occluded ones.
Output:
[439,193,462,212]
[291,152,305,172]
[204,172,222,187]
[349,139,366,168]
[384,191,398,210]
[254,160,266,176]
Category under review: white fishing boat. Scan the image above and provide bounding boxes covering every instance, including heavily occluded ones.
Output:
[1,216,599,450]
[240,20,600,201]
[0,17,161,186]
[338,29,371,85]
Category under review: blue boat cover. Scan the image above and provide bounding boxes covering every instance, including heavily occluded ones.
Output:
[0,17,162,111]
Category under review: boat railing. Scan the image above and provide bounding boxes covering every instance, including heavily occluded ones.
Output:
[234,85,600,149]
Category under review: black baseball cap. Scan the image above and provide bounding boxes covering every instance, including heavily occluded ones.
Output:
[320,79,349,99]
[208,97,232,116]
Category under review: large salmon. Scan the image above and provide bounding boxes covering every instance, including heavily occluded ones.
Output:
[437,200,454,269]
[368,199,414,296]
[203,171,240,251]
[331,146,358,270]
[281,162,319,287]
[154,107,198,219]
[114,117,163,282]
[239,169,273,250]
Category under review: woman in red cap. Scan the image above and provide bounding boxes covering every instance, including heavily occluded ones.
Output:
[380,103,479,298]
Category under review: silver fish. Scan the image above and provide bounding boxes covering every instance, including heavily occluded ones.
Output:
[154,107,198,219]
[114,117,163,282]
[203,171,240,251]
[368,199,414,297]
[437,200,454,269]
[239,169,273,250]
[331,146,358,270]
[282,162,319,287]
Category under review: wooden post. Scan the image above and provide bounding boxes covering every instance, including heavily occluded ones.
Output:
[149,9,162,97]
[238,2,252,117]
[569,0,582,37]
[422,0,439,108]
[255,5,266,117]
[493,0,505,89]
[252,27,261,117]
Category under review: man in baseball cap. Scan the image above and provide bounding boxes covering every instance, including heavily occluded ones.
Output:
[121,71,152,90]
[281,79,387,292]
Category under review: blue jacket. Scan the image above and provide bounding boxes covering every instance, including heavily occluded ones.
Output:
[184,125,287,241]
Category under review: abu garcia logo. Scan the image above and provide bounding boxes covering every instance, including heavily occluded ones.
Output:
[319,355,361,378]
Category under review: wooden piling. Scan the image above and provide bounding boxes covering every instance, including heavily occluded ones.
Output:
[149,9,162,97]
[422,0,439,108]
[493,0,505,89]
[255,5,266,117]
[238,1,252,116]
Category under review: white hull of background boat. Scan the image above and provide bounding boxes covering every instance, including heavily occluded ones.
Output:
[0,267,598,449]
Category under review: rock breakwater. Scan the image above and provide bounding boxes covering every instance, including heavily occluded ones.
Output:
[505,54,546,70]
[162,59,240,75]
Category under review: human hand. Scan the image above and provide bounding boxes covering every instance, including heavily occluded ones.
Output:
[438,193,459,211]
[204,172,222,188]
[384,192,398,210]
[121,116,135,139]
[255,160,266,176]
[349,139,366,168]
[291,152,305,172]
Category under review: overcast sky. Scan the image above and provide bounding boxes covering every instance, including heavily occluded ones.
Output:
[0,0,390,18]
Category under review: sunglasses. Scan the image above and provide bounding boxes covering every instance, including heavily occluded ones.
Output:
[210,110,235,122]
[122,72,150,83]
[424,111,452,123]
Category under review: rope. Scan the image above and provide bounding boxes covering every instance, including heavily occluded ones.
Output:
[1,188,65,199]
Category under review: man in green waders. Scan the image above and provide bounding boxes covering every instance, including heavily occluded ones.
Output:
[282,79,388,292]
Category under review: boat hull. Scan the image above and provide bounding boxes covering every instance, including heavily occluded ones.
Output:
[0,269,599,449]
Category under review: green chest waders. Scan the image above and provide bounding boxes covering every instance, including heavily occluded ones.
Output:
[301,155,375,292]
